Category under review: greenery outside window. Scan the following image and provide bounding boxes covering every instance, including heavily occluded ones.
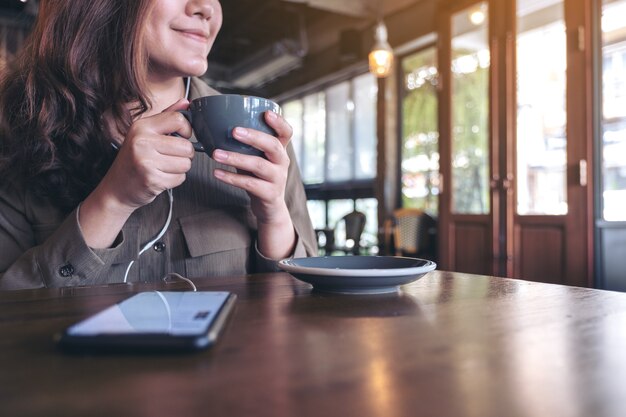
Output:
[400,45,440,215]
[450,3,490,214]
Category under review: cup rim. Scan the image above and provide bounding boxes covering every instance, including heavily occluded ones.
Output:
[191,94,278,104]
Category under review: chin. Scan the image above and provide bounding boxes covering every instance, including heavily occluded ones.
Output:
[183,62,209,77]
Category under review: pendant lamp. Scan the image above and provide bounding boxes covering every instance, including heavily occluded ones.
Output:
[368,20,393,78]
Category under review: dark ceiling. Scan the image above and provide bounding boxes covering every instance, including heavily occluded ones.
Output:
[207,0,348,94]
[211,0,329,68]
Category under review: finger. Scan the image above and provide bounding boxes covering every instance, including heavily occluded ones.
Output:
[161,98,193,139]
[133,108,192,139]
[232,127,288,164]
[152,134,195,158]
[159,110,194,139]
[162,98,190,112]
[212,149,277,182]
[264,111,292,145]
[124,142,192,180]
[129,161,187,194]
[156,154,193,175]
[213,168,277,199]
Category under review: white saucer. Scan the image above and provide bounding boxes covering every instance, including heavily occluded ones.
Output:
[278,256,436,294]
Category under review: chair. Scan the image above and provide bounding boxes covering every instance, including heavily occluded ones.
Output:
[331,210,367,255]
[384,208,437,261]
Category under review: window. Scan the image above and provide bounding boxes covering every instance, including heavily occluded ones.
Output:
[355,198,379,251]
[283,72,379,252]
[450,2,490,214]
[353,73,378,179]
[327,82,352,182]
[601,0,626,221]
[301,93,326,184]
[283,100,303,173]
[287,73,377,186]
[306,200,326,230]
[401,46,440,215]
[516,0,567,215]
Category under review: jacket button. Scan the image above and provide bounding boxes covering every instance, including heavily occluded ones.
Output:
[153,241,166,252]
[59,263,75,277]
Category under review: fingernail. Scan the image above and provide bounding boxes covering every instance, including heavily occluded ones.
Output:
[234,127,248,137]
[213,149,228,161]
[267,111,277,120]
[214,169,225,179]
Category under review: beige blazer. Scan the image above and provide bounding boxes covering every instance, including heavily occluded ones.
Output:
[0,78,317,290]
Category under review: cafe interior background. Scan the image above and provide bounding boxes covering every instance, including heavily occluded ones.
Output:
[1,0,625,291]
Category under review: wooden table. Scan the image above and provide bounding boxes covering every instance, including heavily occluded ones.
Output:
[2,270,626,417]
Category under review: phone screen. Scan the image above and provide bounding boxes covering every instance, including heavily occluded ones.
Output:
[59,291,236,352]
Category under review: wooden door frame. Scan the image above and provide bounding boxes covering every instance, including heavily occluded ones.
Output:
[438,0,496,275]
[508,0,593,286]
[509,0,592,286]
[436,0,453,270]
[489,0,516,277]
[436,0,593,285]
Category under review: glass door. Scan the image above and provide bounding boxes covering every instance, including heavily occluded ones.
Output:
[440,1,493,274]
[400,46,440,215]
[437,0,591,284]
[510,0,590,285]
[451,3,490,215]
[516,0,567,216]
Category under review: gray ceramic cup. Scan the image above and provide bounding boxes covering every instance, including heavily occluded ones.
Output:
[180,94,281,158]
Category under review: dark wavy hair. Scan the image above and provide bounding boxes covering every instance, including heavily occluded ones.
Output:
[0,0,152,211]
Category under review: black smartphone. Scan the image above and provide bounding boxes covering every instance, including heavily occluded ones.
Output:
[57,291,236,353]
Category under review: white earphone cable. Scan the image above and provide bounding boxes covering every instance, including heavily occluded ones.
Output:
[122,77,191,283]
[122,188,174,283]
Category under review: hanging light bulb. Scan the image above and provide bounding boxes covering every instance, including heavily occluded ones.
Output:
[469,4,487,26]
[368,21,394,78]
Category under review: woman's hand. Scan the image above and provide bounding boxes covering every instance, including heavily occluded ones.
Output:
[211,111,296,259]
[102,99,195,211]
[79,99,195,249]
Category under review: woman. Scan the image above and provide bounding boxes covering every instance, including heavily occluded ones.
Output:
[0,0,316,290]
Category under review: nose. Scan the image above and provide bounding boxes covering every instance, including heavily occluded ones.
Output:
[188,0,215,20]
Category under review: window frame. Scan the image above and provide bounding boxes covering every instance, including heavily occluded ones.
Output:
[280,69,378,228]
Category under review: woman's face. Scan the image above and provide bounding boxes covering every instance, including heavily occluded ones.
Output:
[144,0,222,80]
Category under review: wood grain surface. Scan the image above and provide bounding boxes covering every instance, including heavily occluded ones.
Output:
[1,271,626,417]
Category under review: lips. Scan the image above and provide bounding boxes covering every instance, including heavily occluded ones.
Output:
[174,28,210,43]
